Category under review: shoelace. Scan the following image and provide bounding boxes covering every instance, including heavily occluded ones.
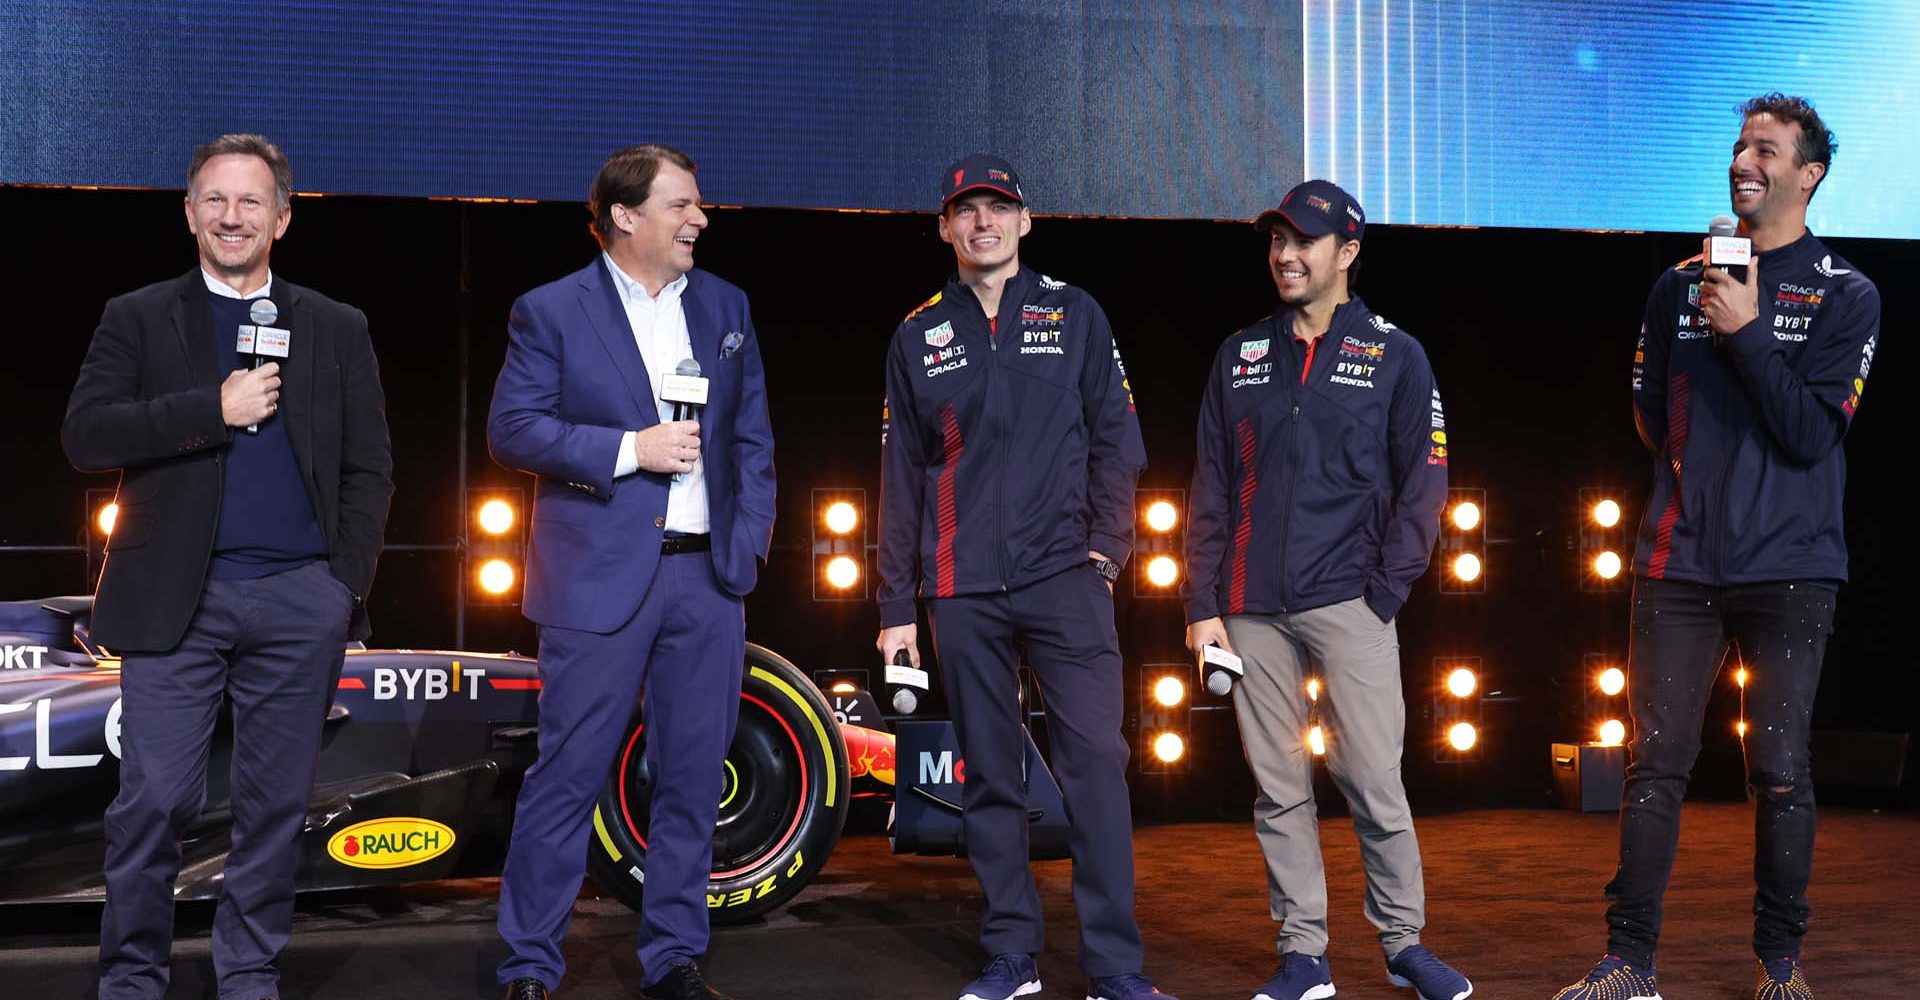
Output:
[981,955,1030,982]
[1093,973,1157,996]
[1587,956,1629,982]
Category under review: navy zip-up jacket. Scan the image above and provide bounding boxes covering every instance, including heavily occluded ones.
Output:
[1631,231,1879,584]
[877,267,1146,627]
[1185,297,1447,624]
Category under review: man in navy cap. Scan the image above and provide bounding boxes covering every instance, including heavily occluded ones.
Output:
[875,154,1174,1000]
[1184,180,1472,1000]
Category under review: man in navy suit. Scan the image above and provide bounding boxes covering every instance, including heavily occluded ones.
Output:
[488,144,776,1000]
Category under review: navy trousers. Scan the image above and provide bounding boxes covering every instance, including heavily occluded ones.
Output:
[927,563,1144,977]
[496,550,744,990]
[97,560,355,1000]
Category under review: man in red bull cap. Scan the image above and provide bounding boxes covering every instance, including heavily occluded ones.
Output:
[875,153,1173,1000]
[1184,180,1471,1000]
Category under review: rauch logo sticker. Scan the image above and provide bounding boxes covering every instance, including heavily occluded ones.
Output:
[326,817,456,870]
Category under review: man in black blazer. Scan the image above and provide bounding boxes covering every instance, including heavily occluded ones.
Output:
[62,133,392,1000]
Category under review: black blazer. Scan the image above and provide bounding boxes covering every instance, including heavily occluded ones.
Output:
[62,270,393,652]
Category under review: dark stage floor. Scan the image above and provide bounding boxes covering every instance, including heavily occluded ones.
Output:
[3,802,1912,999]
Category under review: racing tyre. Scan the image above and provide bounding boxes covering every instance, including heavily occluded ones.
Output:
[587,643,850,924]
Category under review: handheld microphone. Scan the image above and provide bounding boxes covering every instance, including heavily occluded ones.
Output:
[886,647,929,715]
[662,358,709,422]
[1706,215,1750,284]
[235,298,287,435]
[659,358,709,481]
[1201,644,1245,697]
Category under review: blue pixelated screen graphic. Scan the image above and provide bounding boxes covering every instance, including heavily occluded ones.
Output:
[1302,0,1919,237]
[2,2,1914,237]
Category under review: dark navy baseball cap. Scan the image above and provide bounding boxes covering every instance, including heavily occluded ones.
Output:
[1256,179,1365,241]
[941,153,1025,210]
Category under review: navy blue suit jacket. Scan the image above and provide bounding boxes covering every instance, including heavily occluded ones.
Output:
[486,259,776,633]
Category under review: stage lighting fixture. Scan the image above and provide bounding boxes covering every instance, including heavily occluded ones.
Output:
[1735,666,1749,688]
[1598,666,1627,697]
[811,488,869,601]
[1307,724,1328,757]
[1140,662,1194,773]
[1306,677,1321,702]
[824,555,861,590]
[1433,657,1484,762]
[1579,488,1629,593]
[477,558,516,595]
[83,488,119,588]
[466,487,526,606]
[824,501,859,536]
[1736,720,1749,738]
[1145,500,1179,533]
[1133,488,1185,598]
[1439,488,1486,594]
[1582,653,1631,748]
[1151,731,1186,764]
[1598,718,1627,747]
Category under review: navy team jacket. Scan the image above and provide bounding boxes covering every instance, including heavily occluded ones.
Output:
[1631,231,1880,584]
[877,267,1146,628]
[1185,297,1447,624]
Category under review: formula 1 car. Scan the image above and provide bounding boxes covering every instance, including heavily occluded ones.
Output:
[1,596,1070,924]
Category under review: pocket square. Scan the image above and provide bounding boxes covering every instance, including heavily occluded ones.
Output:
[720,331,745,358]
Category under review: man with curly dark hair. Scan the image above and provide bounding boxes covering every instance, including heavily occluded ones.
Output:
[1549,92,1880,1000]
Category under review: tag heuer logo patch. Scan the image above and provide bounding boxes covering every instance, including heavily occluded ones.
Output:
[924,321,954,348]
[1239,338,1270,363]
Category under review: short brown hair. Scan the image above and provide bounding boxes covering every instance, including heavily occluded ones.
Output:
[188,134,292,209]
[588,144,697,244]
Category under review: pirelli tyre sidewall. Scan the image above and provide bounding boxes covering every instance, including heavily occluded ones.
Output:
[587,643,850,924]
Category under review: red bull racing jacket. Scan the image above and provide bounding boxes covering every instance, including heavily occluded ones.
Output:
[1184,297,1448,624]
[1631,230,1879,584]
[877,267,1146,628]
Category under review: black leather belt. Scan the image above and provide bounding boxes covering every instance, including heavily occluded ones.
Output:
[660,532,711,555]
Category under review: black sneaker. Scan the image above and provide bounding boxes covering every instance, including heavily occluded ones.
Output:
[641,961,735,1000]
[1549,955,1661,1000]
[1754,956,1815,999]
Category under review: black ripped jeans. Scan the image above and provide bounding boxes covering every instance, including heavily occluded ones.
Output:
[1603,577,1836,967]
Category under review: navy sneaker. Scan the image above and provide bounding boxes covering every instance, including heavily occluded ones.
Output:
[1754,957,1815,999]
[1086,973,1179,1000]
[959,954,1040,1000]
[1252,952,1335,1000]
[1386,944,1471,1000]
[1550,955,1662,1000]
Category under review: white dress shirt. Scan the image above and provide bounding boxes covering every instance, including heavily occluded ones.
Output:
[202,269,273,300]
[605,253,709,534]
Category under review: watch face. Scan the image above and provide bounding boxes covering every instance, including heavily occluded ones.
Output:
[1092,558,1120,581]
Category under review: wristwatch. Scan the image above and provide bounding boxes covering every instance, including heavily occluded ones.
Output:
[1090,556,1121,583]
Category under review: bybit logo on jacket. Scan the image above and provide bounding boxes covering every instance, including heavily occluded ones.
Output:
[326,817,456,870]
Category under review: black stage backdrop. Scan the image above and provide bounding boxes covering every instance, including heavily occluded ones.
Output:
[1,187,1910,812]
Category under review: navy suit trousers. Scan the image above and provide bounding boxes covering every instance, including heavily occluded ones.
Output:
[97,560,354,1000]
[496,550,744,989]
[927,563,1145,977]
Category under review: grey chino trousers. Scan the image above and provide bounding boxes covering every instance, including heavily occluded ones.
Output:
[1226,596,1426,960]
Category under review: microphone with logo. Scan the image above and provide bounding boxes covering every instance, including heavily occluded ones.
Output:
[235,298,289,435]
[886,648,930,715]
[1705,215,1751,344]
[1201,644,1245,697]
[658,358,709,481]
